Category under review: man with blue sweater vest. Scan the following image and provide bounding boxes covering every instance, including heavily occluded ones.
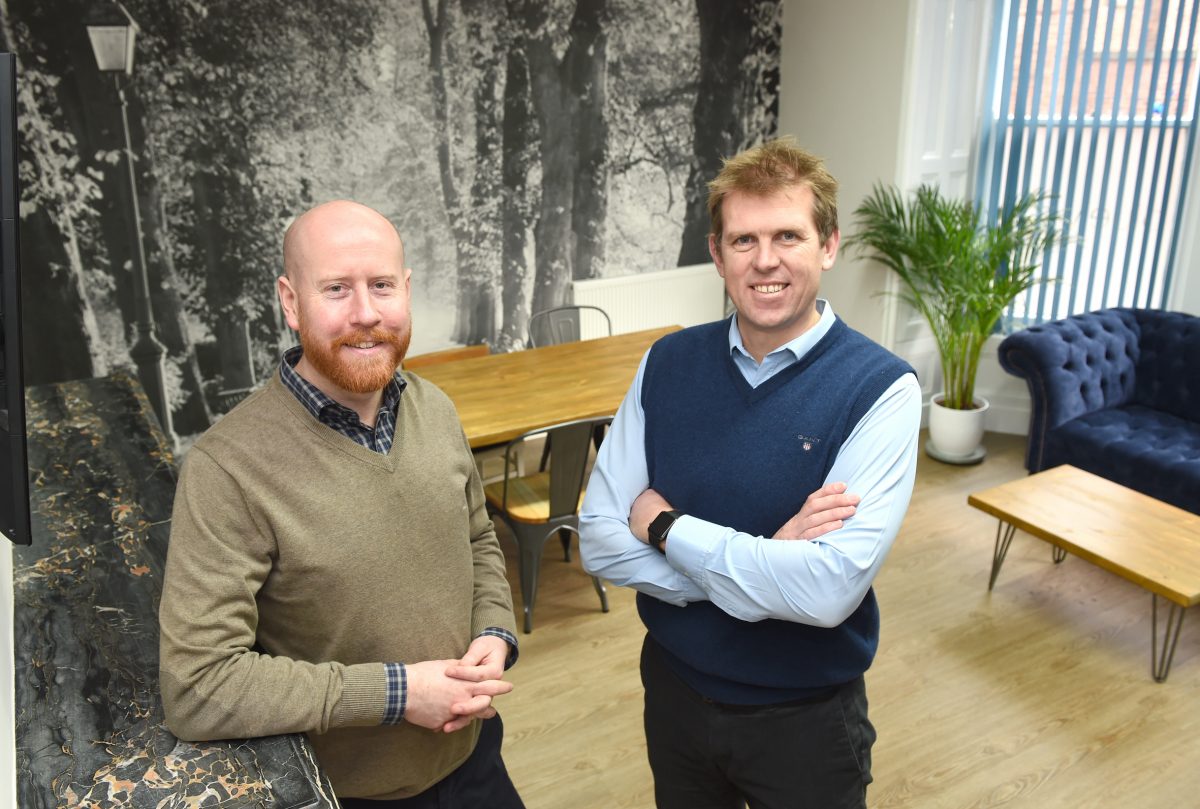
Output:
[580,139,921,809]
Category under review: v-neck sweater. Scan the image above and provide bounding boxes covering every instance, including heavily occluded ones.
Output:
[159,373,516,798]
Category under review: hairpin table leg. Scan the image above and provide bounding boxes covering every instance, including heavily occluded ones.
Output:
[1151,595,1186,683]
[989,521,1017,591]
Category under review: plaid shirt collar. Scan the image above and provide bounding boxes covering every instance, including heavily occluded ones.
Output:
[280,345,406,454]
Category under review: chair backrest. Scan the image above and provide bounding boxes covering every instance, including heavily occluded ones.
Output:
[528,305,612,348]
[544,419,598,519]
[502,416,611,520]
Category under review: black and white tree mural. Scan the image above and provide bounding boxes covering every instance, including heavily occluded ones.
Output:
[2,0,780,438]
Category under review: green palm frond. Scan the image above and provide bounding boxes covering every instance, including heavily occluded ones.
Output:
[845,184,1062,411]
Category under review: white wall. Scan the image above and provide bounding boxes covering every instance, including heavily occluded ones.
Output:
[1169,135,1200,316]
[778,0,913,345]
[779,0,1033,434]
[2,541,15,809]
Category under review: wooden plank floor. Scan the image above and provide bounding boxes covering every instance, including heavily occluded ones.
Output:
[494,432,1200,808]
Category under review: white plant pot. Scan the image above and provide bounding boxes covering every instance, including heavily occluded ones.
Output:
[927,394,989,464]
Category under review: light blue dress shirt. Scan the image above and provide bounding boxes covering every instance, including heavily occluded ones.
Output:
[579,300,922,627]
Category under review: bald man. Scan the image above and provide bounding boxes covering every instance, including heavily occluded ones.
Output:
[159,201,525,808]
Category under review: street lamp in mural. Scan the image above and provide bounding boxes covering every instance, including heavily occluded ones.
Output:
[84,2,175,444]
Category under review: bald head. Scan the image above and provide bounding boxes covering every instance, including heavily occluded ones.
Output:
[276,200,414,407]
[283,200,405,284]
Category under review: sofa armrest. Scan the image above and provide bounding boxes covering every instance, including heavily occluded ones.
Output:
[998,308,1140,471]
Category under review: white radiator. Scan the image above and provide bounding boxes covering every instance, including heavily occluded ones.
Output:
[571,263,727,336]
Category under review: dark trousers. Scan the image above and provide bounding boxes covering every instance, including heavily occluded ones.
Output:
[339,715,524,809]
[641,635,875,809]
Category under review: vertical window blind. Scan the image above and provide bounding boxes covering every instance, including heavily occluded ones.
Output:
[976,0,1200,328]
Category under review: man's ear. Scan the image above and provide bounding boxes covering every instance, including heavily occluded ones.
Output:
[821,228,841,271]
[278,275,301,332]
[709,234,725,277]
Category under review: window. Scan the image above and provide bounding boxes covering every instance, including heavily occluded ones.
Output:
[976,0,1200,327]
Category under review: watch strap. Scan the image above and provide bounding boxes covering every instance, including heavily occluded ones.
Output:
[649,509,682,555]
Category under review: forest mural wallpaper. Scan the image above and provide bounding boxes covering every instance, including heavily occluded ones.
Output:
[2,0,781,440]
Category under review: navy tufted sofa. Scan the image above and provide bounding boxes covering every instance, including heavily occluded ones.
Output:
[998,307,1200,515]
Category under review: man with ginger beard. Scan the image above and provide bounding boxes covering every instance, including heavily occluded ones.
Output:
[158,200,525,807]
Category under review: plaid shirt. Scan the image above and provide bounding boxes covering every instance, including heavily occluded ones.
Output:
[280,346,405,453]
[280,347,518,725]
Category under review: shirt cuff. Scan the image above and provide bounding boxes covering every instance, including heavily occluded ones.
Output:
[381,662,407,725]
[665,514,729,587]
[480,626,520,670]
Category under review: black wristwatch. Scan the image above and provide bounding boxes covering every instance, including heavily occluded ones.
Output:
[648,510,683,555]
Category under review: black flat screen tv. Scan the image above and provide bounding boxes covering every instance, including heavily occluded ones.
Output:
[0,52,30,545]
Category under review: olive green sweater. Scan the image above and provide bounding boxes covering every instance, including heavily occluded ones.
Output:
[158,373,517,799]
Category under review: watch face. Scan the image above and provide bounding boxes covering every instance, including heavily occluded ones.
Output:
[650,510,677,544]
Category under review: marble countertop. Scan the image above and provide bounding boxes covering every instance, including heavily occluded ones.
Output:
[12,374,335,808]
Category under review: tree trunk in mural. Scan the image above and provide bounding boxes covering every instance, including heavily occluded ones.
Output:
[567,0,609,283]
[423,0,497,347]
[498,12,536,351]
[11,61,104,381]
[526,32,574,316]
[459,0,502,345]
[524,0,610,314]
[17,211,100,385]
[6,0,116,382]
[190,169,256,394]
[677,0,757,266]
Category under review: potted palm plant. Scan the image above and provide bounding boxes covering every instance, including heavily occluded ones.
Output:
[847,184,1061,463]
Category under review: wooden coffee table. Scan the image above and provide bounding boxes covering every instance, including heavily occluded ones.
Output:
[968,465,1200,682]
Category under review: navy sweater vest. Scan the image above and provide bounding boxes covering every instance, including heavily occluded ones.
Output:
[638,317,913,703]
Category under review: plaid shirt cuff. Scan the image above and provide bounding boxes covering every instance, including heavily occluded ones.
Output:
[381,629,516,726]
[480,626,520,670]
[382,662,407,725]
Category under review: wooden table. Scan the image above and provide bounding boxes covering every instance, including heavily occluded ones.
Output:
[409,326,679,449]
[968,465,1200,681]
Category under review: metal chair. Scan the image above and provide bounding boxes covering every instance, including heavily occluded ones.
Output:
[483,416,611,633]
[404,343,517,483]
[527,305,612,348]
[527,306,613,470]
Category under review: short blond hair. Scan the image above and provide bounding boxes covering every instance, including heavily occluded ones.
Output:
[707,137,839,245]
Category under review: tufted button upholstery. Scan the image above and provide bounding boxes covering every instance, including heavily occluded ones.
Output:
[1045,405,1200,514]
[1131,308,1200,422]
[998,307,1200,515]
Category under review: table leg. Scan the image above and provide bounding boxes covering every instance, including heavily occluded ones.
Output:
[1052,545,1067,564]
[988,521,1017,591]
[1151,595,1187,683]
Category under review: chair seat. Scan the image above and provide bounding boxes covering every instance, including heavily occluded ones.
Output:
[484,473,585,523]
[484,415,611,632]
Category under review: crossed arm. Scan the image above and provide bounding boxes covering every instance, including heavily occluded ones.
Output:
[579,360,921,626]
[627,481,861,545]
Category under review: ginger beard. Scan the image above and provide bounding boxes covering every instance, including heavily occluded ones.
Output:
[298,318,412,394]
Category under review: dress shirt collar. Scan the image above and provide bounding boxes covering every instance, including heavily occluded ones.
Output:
[728,298,837,366]
[279,345,406,449]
